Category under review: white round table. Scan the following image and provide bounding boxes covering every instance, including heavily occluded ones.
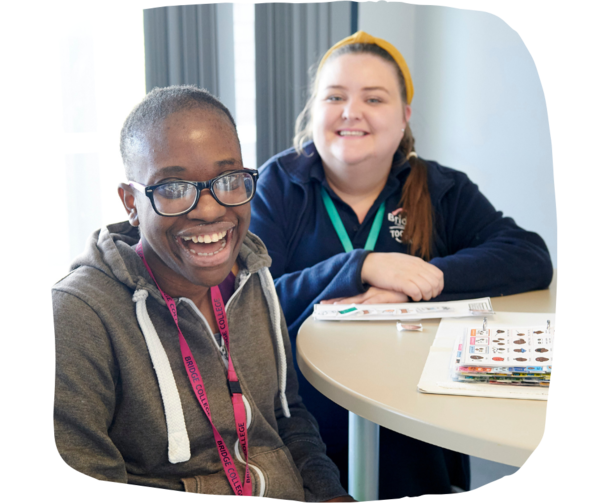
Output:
[296,276,556,500]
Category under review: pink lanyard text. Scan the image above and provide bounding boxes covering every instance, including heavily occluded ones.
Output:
[136,242,251,496]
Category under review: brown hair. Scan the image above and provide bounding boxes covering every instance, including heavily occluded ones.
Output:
[294,43,434,259]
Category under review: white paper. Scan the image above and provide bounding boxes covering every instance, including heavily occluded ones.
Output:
[312,297,494,321]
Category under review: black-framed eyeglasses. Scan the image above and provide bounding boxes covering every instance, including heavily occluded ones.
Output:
[129,169,259,217]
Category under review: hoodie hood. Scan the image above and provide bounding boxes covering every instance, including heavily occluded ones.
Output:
[70,221,272,306]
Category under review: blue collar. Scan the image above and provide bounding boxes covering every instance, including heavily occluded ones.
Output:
[277,141,411,185]
[273,141,455,206]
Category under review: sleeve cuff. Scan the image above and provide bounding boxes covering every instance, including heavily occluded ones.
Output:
[354,249,372,293]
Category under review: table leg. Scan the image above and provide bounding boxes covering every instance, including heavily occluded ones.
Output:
[348,412,379,501]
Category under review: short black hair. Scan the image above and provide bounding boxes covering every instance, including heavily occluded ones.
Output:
[120,85,238,180]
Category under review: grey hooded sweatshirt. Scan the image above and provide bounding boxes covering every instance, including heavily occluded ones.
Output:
[53,221,347,501]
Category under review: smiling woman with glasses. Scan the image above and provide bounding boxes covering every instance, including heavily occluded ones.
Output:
[52,85,352,501]
[128,169,259,216]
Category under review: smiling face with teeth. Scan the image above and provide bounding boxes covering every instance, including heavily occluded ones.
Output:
[118,108,249,299]
[312,53,410,182]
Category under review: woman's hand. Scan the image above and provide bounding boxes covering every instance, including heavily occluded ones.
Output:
[321,287,409,305]
[360,253,444,301]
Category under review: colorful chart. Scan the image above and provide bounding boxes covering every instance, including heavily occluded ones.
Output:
[452,324,554,387]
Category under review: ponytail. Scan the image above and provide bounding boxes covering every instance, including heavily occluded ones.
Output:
[398,125,434,260]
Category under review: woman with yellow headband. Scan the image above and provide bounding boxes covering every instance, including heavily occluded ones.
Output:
[250,31,552,498]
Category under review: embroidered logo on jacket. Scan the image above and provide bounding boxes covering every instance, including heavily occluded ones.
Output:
[388,209,407,244]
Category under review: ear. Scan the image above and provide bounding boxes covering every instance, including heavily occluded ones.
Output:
[404,104,412,123]
[118,183,140,227]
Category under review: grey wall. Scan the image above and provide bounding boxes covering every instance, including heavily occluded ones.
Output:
[360,2,557,266]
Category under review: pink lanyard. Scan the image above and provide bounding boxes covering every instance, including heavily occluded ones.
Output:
[136,242,251,496]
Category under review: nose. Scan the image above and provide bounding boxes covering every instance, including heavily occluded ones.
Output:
[341,98,362,121]
[186,188,227,221]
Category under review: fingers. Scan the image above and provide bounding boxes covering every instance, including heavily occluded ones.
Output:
[406,276,440,301]
[362,253,444,300]
[322,293,369,304]
[424,267,444,299]
[402,263,444,301]
[397,267,436,300]
[332,292,370,305]
[322,288,411,305]
[404,261,442,298]
[362,291,409,304]
[320,298,344,304]
[401,280,424,301]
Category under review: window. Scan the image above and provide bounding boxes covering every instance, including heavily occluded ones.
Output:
[60,8,145,264]
[41,10,145,286]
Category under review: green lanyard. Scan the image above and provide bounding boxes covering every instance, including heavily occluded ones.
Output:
[321,186,386,253]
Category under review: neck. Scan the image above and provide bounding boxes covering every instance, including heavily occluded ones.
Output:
[144,250,210,303]
[323,164,390,224]
[154,267,219,332]
[140,238,218,331]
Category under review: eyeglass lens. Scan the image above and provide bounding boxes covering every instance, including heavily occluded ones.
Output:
[153,172,255,215]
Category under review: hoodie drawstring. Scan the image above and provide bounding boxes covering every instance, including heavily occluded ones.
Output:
[132,289,191,464]
[258,268,291,418]
[131,267,291,472]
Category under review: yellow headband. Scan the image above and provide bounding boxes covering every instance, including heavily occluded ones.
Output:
[317,30,414,105]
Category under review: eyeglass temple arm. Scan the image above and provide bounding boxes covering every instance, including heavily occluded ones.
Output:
[128,181,146,192]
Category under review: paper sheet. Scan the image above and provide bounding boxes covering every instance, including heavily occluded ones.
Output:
[417,312,556,400]
[312,297,493,321]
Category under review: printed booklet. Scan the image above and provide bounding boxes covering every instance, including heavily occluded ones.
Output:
[417,313,555,399]
[451,322,553,387]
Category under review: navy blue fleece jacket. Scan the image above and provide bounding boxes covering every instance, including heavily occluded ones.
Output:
[250,142,553,340]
